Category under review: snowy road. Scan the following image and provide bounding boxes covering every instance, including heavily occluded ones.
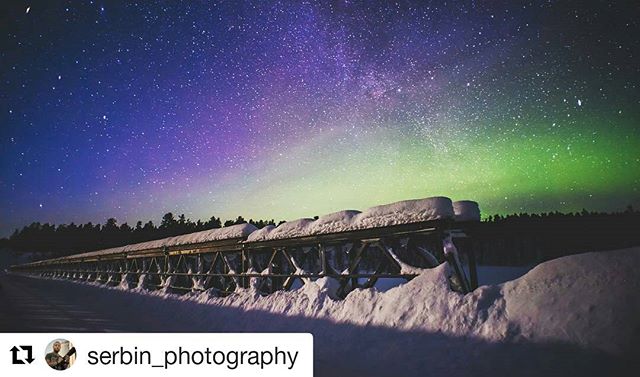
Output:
[0,273,140,332]
[0,266,635,376]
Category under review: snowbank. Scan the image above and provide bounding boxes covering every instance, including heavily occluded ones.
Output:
[203,262,510,341]
[123,247,638,358]
[12,248,637,376]
[502,248,640,356]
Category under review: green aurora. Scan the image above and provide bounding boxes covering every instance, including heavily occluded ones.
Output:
[164,113,639,221]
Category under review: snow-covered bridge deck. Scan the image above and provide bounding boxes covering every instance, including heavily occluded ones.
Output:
[10,197,481,296]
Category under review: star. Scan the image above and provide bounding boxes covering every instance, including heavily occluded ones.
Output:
[0,1,637,238]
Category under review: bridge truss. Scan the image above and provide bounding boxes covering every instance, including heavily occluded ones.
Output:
[11,220,478,297]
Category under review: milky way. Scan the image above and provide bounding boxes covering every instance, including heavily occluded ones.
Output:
[1,1,639,236]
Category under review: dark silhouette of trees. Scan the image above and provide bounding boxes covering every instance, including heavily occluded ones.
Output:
[224,216,247,227]
[205,216,222,229]
[248,218,277,228]
[2,212,281,257]
[465,207,640,266]
[2,208,639,266]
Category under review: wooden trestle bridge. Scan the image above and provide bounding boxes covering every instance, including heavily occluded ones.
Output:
[10,218,479,297]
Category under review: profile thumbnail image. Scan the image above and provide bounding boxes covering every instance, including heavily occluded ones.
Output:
[45,339,76,370]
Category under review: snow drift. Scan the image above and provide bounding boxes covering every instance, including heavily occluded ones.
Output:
[502,248,640,356]
[107,247,640,359]
[13,247,638,376]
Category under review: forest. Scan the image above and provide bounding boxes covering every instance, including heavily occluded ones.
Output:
[1,207,639,266]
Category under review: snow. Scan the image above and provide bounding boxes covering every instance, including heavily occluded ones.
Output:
[156,248,638,357]
[57,224,257,260]
[9,247,638,375]
[35,197,475,260]
[453,200,481,221]
[247,196,457,242]
[502,248,640,356]
[245,224,276,242]
[386,247,427,275]
[253,218,316,241]
[164,223,257,247]
[36,247,640,360]
[356,196,454,227]
[125,238,168,253]
[205,262,507,339]
[310,210,362,234]
[64,245,126,259]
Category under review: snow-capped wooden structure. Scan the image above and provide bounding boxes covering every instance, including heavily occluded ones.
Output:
[10,197,480,296]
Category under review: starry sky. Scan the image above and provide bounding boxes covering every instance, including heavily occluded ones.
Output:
[1,1,639,237]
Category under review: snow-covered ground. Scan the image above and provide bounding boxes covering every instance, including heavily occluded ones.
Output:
[7,247,639,376]
[155,247,636,358]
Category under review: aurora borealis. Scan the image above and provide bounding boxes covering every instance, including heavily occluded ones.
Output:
[1,1,639,236]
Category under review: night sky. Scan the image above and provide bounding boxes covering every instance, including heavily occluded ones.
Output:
[1,1,639,237]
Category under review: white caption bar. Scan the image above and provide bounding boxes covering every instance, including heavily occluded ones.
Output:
[1,333,313,377]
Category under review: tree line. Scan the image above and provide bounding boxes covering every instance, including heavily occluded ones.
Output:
[467,206,640,265]
[1,207,639,266]
[0,213,283,257]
